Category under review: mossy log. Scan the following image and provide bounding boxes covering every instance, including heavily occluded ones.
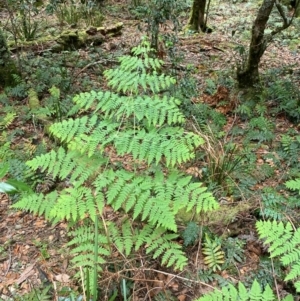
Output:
[8,22,123,53]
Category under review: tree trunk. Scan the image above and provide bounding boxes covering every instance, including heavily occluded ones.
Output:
[237,0,275,88]
[0,29,19,87]
[187,0,207,32]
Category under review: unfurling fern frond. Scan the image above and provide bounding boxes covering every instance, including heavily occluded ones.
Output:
[256,220,300,291]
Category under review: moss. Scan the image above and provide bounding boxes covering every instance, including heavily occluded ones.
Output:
[28,88,40,110]
[177,201,253,228]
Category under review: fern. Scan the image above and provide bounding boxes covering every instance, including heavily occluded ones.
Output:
[72,92,184,126]
[12,38,218,292]
[286,178,300,192]
[202,235,225,271]
[256,220,300,291]
[195,279,295,301]
[15,285,53,301]
[0,112,17,130]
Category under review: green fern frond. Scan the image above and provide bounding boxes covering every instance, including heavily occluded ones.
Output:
[49,187,96,222]
[68,120,120,157]
[286,178,300,192]
[104,46,175,95]
[67,225,110,267]
[11,38,219,278]
[256,220,300,291]
[108,219,134,256]
[73,91,184,126]
[143,227,188,270]
[114,127,203,167]
[95,169,217,232]
[256,220,293,255]
[203,235,225,271]
[0,112,16,130]
[195,280,276,301]
[11,192,58,221]
[49,115,98,143]
[27,148,106,184]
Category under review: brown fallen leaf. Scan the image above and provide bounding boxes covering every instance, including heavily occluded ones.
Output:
[177,295,186,301]
[54,273,70,282]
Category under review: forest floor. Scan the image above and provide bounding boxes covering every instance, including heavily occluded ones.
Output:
[0,0,300,300]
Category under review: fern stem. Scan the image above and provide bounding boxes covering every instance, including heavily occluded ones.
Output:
[93,214,99,301]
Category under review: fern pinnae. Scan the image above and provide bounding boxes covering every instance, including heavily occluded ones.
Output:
[285,262,300,282]
[122,219,134,256]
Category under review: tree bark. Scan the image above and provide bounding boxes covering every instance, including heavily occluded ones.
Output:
[187,0,208,32]
[237,0,275,88]
[0,29,19,87]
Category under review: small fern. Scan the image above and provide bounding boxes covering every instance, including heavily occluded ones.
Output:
[202,235,225,271]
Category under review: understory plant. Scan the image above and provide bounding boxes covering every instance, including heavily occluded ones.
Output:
[194,177,300,301]
[12,38,219,298]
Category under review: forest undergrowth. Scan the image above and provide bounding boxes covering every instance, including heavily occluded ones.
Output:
[0,0,300,300]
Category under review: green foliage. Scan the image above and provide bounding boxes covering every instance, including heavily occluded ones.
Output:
[182,101,227,133]
[12,39,218,293]
[286,178,300,192]
[198,269,227,285]
[245,116,275,143]
[278,134,300,176]
[267,75,300,123]
[203,235,225,271]
[244,256,284,291]
[195,128,245,195]
[222,237,245,267]
[46,0,104,27]
[7,0,39,41]
[13,285,52,301]
[195,279,278,301]
[259,188,288,220]
[256,220,300,291]
[182,221,200,246]
[131,0,188,50]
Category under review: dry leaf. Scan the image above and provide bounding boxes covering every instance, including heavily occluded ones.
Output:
[54,273,70,282]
